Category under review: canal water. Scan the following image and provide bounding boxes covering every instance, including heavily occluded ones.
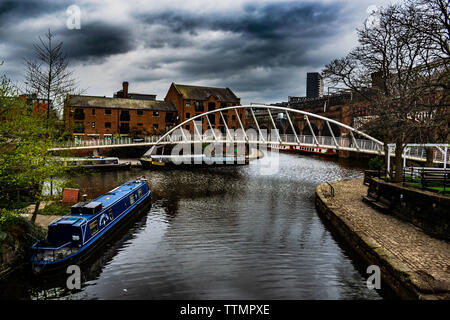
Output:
[2,152,382,299]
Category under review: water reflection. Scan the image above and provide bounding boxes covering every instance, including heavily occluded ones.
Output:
[1,152,381,300]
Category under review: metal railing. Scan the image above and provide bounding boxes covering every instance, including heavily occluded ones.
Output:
[56,133,448,164]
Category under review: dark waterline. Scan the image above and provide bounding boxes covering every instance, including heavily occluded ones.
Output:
[1,152,382,300]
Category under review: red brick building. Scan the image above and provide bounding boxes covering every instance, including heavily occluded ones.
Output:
[164,83,243,135]
[64,82,243,141]
[64,82,177,142]
[19,94,49,114]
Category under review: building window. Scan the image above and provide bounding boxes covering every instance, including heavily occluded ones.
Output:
[186,101,190,107]
[185,124,190,131]
[153,124,158,130]
[186,113,190,119]
[105,122,111,128]
[120,110,130,121]
[120,122,130,134]
[221,103,227,109]
[165,112,174,123]
[91,122,95,128]
[137,110,143,116]
[195,102,204,112]
[105,109,111,115]
[74,108,85,120]
[232,115,236,121]
[73,122,84,133]
[208,102,215,111]
[137,123,143,126]
[153,111,159,117]
[220,114,228,124]
[92,109,95,116]
[208,114,215,125]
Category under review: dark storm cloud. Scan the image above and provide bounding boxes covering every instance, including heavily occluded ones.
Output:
[138,1,345,42]
[0,0,136,64]
[57,22,136,62]
[1,0,372,103]
[0,0,68,25]
[133,1,350,100]
[136,1,348,71]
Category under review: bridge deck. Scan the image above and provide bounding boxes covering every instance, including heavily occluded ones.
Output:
[49,134,448,164]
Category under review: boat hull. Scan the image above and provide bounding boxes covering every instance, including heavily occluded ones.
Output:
[31,190,151,276]
[66,162,131,172]
[140,157,249,169]
[269,144,338,157]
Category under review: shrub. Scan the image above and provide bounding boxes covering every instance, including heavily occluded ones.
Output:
[369,156,384,170]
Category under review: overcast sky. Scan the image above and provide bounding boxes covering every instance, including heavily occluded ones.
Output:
[0,0,398,104]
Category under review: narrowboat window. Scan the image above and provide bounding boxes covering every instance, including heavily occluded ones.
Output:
[138,189,142,198]
[90,220,99,235]
[109,209,113,219]
[129,195,135,205]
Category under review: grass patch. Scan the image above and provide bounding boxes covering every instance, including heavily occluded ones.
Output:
[378,175,449,196]
[404,181,449,195]
[39,202,72,216]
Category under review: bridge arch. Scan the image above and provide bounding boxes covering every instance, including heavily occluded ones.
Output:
[143,104,384,156]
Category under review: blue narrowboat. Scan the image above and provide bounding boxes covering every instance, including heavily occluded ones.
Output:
[30,176,151,274]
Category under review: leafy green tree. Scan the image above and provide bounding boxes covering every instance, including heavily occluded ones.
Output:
[0,72,67,222]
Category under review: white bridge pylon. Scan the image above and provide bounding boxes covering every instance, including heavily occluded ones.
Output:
[143,104,385,157]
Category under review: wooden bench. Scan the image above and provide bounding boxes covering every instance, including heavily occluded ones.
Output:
[419,169,450,193]
[362,189,392,214]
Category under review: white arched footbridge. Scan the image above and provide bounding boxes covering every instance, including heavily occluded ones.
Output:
[52,105,449,165]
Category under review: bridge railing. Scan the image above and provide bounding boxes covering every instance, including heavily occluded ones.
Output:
[62,135,168,148]
[62,134,382,153]
[59,134,448,164]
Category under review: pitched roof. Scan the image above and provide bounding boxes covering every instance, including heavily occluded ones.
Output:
[67,95,177,112]
[172,83,240,102]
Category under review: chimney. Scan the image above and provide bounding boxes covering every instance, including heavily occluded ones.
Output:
[122,81,129,98]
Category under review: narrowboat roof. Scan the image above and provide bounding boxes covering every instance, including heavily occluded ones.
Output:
[55,157,119,161]
[93,181,144,209]
[51,179,147,224]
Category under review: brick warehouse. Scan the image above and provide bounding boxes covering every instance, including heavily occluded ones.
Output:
[164,82,244,135]
[64,82,243,141]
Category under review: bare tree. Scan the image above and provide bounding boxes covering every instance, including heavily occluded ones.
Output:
[405,0,450,164]
[415,0,450,58]
[24,29,78,119]
[322,3,448,181]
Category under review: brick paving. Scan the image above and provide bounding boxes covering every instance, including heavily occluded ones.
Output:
[319,178,450,298]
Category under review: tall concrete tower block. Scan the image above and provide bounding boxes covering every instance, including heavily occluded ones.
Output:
[306,72,323,98]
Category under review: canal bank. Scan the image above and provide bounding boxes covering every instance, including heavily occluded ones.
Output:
[315,178,450,300]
